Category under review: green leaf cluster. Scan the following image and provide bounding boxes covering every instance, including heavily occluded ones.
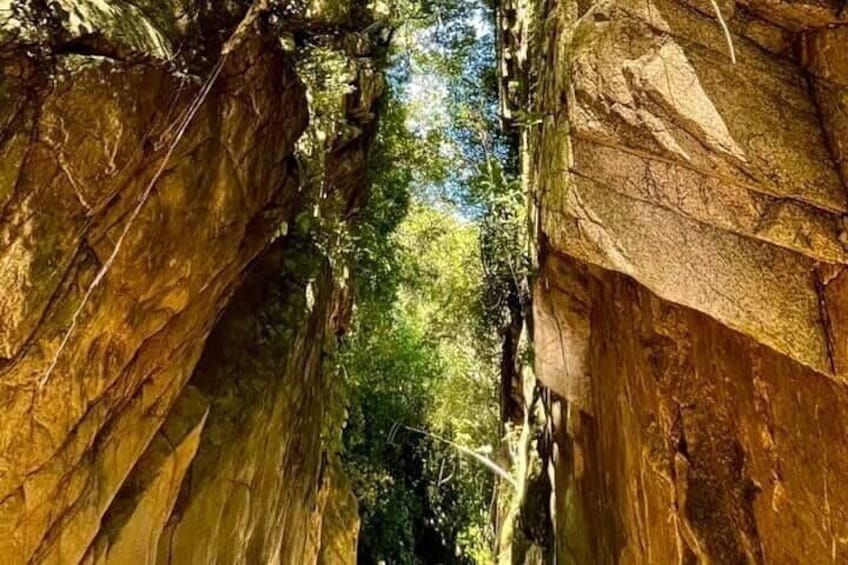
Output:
[334,0,529,562]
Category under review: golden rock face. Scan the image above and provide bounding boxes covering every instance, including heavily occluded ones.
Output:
[525,0,848,560]
[0,3,365,563]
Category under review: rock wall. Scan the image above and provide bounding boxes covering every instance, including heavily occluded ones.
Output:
[147,238,353,565]
[0,1,372,563]
[516,0,848,561]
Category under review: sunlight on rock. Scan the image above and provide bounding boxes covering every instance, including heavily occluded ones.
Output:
[1,0,847,563]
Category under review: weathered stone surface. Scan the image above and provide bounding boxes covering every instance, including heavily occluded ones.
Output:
[83,386,209,565]
[541,254,848,563]
[0,35,306,563]
[318,464,360,565]
[533,0,848,378]
[0,1,374,562]
[521,0,848,560]
[155,239,347,565]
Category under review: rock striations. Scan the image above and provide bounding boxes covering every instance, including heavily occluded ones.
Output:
[502,0,848,560]
[0,1,375,563]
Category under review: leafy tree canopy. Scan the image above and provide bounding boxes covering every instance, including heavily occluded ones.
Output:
[337,0,528,562]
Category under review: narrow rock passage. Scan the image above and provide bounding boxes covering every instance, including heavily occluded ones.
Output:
[3,0,848,563]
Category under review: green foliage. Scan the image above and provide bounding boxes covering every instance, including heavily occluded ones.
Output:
[340,315,440,564]
[336,0,529,563]
[342,204,499,564]
[295,42,358,157]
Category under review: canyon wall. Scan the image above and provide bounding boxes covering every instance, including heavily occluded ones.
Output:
[507,0,848,561]
[0,1,373,562]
